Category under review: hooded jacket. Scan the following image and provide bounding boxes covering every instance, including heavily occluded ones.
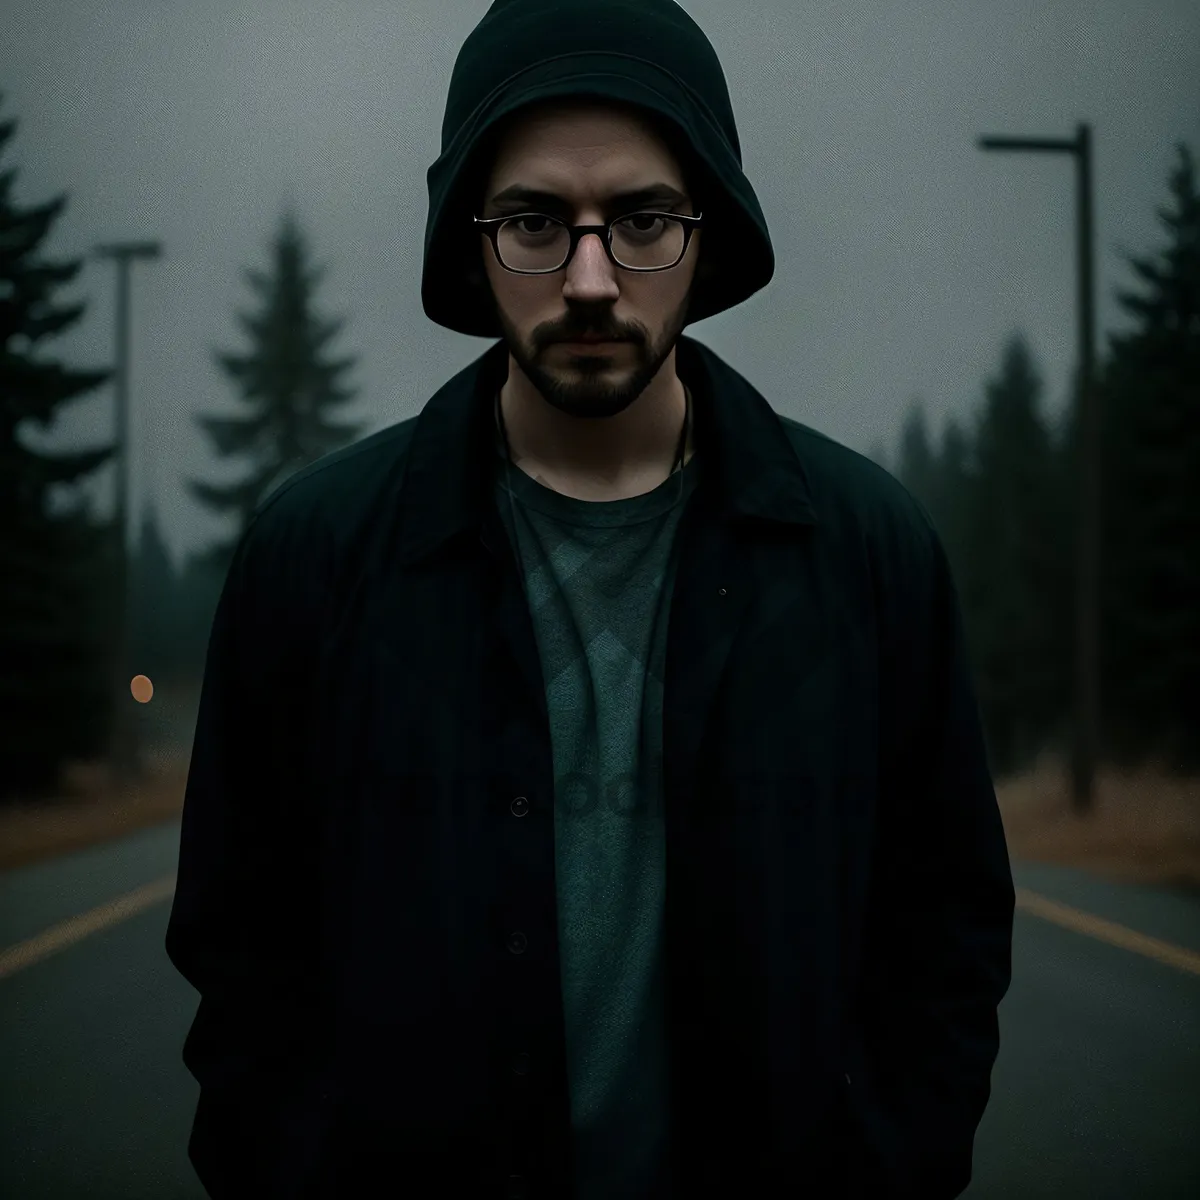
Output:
[167,335,1016,1200]
[421,0,774,337]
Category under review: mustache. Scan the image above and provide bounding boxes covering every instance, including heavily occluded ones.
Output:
[549,330,635,343]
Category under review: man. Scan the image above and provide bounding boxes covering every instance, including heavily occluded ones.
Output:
[165,1,1016,1197]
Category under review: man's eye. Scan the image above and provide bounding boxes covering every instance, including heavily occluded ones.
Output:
[512,215,555,235]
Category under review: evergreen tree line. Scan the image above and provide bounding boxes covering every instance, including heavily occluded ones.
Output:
[1,79,1195,801]
[878,143,1198,781]
[0,87,362,802]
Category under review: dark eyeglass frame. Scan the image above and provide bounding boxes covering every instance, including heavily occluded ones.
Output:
[472,210,704,274]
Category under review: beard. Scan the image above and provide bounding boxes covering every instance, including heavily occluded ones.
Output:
[495,288,694,420]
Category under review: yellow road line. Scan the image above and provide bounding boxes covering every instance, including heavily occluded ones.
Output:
[0,873,177,982]
[1,877,1197,982]
[1015,887,1200,977]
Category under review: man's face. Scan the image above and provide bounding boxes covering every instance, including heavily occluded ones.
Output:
[477,101,704,420]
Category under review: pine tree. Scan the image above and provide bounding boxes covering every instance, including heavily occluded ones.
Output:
[1097,141,1200,772]
[186,207,363,573]
[0,92,117,801]
[170,545,226,684]
[896,399,942,532]
[959,334,1067,778]
[894,399,978,582]
[934,416,973,564]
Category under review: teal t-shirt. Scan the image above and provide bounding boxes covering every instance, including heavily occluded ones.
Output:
[492,409,701,1199]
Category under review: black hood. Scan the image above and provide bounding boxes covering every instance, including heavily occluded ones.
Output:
[421,0,775,337]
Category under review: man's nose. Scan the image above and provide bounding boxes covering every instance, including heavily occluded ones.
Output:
[562,232,620,302]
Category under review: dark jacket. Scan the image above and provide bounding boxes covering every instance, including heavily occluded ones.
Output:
[165,334,1015,1199]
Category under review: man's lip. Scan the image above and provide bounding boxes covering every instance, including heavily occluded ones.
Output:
[558,336,626,344]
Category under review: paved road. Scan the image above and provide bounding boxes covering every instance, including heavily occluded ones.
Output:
[1,822,1197,1199]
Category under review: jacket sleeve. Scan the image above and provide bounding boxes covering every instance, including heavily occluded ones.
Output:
[853,492,1016,1198]
[164,508,332,1198]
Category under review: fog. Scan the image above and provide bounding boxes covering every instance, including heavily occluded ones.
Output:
[3,0,1196,570]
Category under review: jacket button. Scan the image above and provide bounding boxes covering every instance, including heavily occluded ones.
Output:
[507,931,527,955]
[512,1051,531,1075]
[510,795,529,817]
[505,1176,528,1199]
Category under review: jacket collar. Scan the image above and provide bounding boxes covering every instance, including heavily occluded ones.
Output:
[395,334,817,566]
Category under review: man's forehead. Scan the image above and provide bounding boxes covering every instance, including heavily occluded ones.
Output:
[486,180,689,208]
[477,101,694,207]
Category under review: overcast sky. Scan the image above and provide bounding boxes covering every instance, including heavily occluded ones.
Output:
[4,0,1197,570]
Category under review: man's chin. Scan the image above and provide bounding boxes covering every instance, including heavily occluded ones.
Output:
[530,360,636,399]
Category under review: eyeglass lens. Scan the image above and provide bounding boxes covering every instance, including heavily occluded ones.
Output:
[495,213,686,272]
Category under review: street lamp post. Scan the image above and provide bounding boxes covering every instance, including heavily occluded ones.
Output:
[977,122,1099,812]
[92,239,163,784]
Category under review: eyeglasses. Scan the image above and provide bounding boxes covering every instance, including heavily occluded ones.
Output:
[473,210,703,274]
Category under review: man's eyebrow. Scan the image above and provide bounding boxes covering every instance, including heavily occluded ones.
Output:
[487,183,689,211]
